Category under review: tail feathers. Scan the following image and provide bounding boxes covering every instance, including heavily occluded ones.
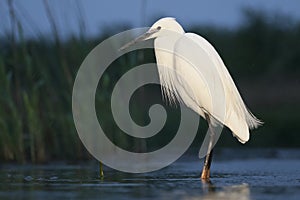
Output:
[245,109,264,129]
[226,111,250,144]
[227,109,263,144]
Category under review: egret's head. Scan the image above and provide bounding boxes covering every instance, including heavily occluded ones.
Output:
[120,17,184,50]
[148,17,185,38]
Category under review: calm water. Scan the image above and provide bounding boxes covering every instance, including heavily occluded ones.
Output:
[1,149,300,200]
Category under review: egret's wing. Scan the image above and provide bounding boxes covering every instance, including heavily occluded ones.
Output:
[173,33,226,123]
[185,33,262,128]
[173,33,262,143]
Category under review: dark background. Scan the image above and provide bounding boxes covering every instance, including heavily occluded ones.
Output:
[0,0,299,163]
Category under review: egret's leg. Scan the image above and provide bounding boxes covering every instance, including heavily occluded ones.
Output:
[201,114,215,180]
[99,162,104,178]
[201,148,213,179]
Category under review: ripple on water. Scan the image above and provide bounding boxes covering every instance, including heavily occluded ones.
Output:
[0,149,300,200]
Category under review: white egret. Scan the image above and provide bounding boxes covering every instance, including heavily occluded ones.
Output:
[120,17,262,179]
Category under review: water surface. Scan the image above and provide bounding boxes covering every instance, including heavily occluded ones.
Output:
[1,149,299,200]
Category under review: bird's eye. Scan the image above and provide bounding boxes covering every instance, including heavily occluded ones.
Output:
[157,26,161,30]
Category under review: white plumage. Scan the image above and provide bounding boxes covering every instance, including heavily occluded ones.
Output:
[120,17,262,179]
[146,17,262,143]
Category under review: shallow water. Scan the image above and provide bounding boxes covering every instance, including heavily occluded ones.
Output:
[1,149,300,200]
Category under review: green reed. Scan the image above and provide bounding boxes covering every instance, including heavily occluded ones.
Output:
[0,4,300,164]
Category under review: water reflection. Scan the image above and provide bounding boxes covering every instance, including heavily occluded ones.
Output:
[1,150,300,200]
[184,180,251,200]
[204,183,250,200]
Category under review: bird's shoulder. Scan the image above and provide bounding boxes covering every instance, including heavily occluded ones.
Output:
[182,32,211,47]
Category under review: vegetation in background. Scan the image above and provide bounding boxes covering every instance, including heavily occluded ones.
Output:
[0,3,299,163]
